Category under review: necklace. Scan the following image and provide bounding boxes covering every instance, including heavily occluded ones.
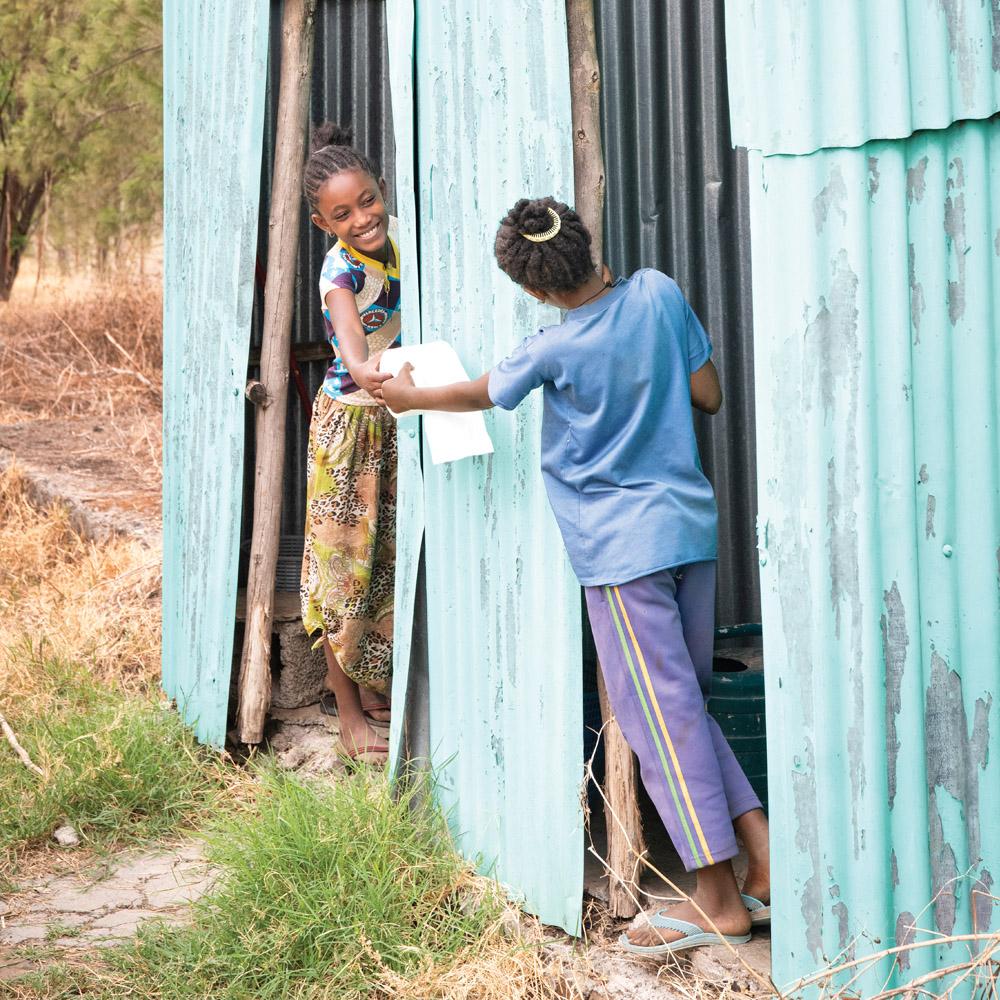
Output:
[576,281,612,308]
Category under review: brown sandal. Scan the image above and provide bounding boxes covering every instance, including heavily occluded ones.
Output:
[334,739,389,766]
[319,692,390,725]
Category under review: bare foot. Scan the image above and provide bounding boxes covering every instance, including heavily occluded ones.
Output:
[626,895,751,948]
[360,687,391,724]
[734,808,770,904]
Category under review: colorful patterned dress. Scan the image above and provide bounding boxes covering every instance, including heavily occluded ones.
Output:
[299,216,400,695]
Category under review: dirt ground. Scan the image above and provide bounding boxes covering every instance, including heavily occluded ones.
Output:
[0,418,160,544]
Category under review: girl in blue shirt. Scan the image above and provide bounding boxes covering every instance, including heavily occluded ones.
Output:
[382,196,770,954]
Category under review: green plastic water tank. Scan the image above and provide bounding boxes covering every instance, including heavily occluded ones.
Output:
[708,644,767,814]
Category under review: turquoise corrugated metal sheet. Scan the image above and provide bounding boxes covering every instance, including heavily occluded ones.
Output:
[385,0,424,772]
[749,119,1000,994]
[725,0,1000,155]
[406,0,585,934]
[162,3,270,745]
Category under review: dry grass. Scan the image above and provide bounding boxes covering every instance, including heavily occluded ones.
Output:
[0,465,160,713]
[0,287,163,475]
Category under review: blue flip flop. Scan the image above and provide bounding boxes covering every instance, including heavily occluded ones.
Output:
[741,893,771,926]
[619,913,752,956]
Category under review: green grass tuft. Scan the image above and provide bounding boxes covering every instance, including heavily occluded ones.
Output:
[103,766,505,1000]
[0,654,231,886]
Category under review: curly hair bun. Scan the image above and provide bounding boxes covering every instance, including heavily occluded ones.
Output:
[494,196,594,291]
[508,198,558,237]
[310,121,354,154]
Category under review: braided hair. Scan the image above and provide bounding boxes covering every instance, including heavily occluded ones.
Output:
[303,122,380,211]
[493,197,594,291]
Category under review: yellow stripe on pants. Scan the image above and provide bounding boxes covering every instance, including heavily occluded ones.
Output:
[612,585,715,866]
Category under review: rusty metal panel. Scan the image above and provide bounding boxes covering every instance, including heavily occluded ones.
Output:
[412,0,584,934]
[725,0,1000,155]
[594,0,759,626]
[162,2,270,745]
[750,117,1000,994]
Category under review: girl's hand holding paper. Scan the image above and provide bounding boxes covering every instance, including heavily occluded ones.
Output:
[379,341,494,465]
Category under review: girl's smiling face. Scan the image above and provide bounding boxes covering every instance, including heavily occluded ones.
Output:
[311,168,389,256]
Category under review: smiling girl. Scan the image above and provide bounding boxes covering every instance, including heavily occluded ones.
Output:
[298,123,398,763]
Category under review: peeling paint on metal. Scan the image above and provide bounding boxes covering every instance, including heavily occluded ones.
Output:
[928,801,960,934]
[745,118,1000,993]
[925,650,994,935]
[867,156,880,201]
[793,738,824,961]
[925,494,937,539]
[908,244,925,341]
[813,167,848,234]
[938,0,976,106]
[895,912,916,969]
[944,157,967,325]
[831,900,851,953]
[926,651,991,866]
[725,0,1000,155]
[882,583,908,809]
[993,0,1000,70]
[973,868,995,931]
[906,157,929,206]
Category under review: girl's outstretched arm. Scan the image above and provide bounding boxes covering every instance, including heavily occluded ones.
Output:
[690,359,722,414]
[382,363,493,413]
[326,287,391,398]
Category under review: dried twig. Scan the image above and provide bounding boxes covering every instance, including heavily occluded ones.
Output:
[790,933,1000,995]
[0,710,46,777]
[54,312,101,368]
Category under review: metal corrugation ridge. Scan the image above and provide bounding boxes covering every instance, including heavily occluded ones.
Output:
[749,118,1000,994]
[385,0,424,775]
[414,0,584,934]
[162,2,270,745]
[594,0,759,627]
[725,0,1000,156]
[242,0,396,555]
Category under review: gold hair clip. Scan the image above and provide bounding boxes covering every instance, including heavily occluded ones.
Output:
[520,207,561,242]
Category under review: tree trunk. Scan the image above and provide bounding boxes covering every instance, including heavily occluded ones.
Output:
[236,0,316,744]
[566,0,646,919]
[0,169,48,302]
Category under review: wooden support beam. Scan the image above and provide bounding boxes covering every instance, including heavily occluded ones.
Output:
[566,0,646,919]
[236,0,316,745]
[566,0,605,270]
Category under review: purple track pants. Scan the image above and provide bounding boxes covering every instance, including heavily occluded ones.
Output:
[585,561,761,871]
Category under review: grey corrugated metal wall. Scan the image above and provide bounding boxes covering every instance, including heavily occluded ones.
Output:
[242,0,395,574]
[594,0,759,627]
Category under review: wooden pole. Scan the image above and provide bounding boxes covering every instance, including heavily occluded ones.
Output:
[566,0,646,919]
[565,0,605,268]
[237,0,316,744]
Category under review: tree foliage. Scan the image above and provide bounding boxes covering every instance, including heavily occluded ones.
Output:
[0,0,161,298]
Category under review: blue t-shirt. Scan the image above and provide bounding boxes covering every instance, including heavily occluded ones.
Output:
[487,269,718,587]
